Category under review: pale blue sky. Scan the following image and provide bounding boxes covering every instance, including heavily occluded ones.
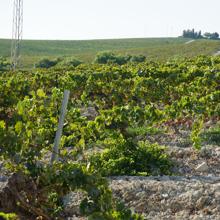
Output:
[0,0,219,40]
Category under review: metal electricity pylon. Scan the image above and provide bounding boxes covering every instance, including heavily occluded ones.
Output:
[11,0,23,70]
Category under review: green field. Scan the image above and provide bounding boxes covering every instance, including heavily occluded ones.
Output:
[0,37,220,68]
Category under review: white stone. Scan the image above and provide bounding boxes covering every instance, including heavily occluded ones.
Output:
[162,193,169,198]
[195,162,209,172]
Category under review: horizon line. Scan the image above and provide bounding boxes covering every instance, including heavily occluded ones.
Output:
[0,36,182,41]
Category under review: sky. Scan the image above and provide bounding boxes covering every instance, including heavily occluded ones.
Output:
[0,0,219,40]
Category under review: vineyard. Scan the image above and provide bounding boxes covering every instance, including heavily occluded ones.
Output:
[0,55,220,219]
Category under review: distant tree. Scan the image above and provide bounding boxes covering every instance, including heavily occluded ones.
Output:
[192,28,195,37]
[203,32,219,39]
[182,29,202,39]
[183,29,219,40]
[203,32,211,39]
[212,32,219,39]
[182,30,186,37]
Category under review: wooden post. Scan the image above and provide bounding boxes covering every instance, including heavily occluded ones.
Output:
[50,90,70,165]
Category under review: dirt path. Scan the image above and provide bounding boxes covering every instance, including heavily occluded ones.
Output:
[185,40,195,44]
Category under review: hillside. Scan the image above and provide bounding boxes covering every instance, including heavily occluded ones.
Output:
[0,56,220,219]
[0,37,220,68]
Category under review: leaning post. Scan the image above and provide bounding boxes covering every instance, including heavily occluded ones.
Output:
[50,90,70,165]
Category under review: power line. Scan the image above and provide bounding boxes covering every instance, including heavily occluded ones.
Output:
[11,0,23,70]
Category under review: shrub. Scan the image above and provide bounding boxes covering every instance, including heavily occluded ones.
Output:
[130,55,146,63]
[57,57,83,67]
[0,57,10,71]
[115,54,131,65]
[94,52,117,64]
[35,58,59,68]
[94,52,131,65]
[94,52,146,65]
[89,140,172,176]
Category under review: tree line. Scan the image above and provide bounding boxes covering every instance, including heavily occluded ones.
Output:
[182,29,219,40]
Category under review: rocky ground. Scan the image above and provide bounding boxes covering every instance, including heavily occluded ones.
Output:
[110,175,220,220]
[62,145,220,220]
[112,146,220,220]
[1,141,220,219]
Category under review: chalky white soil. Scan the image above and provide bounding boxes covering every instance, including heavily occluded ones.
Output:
[62,146,220,220]
[1,146,220,220]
